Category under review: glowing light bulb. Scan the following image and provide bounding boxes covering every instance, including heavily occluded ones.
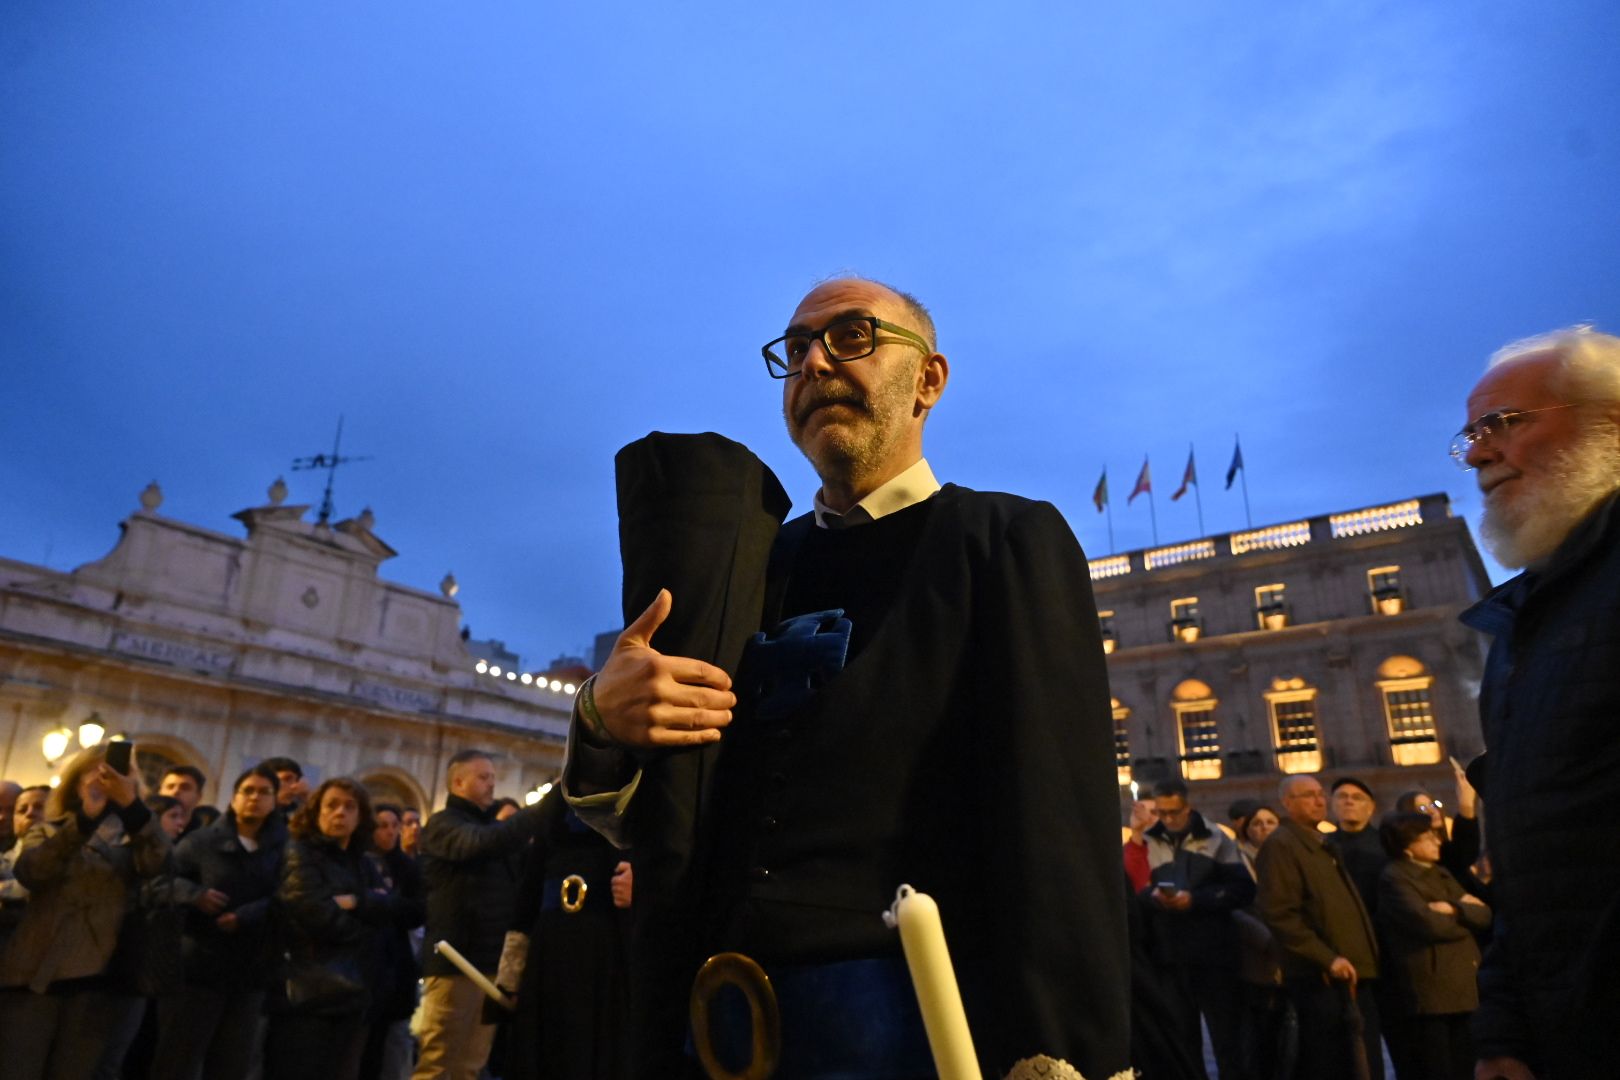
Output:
[524,789,542,805]
[41,728,72,763]
[563,682,577,695]
[475,660,488,674]
[549,680,562,692]
[78,720,106,748]
[520,673,533,685]
[489,666,502,677]
[506,670,517,681]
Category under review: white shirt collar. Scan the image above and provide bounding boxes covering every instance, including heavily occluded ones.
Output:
[812,458,941,530]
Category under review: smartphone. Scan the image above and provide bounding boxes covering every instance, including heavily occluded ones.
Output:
[1155,881,1177,894]
[105,739,133,775]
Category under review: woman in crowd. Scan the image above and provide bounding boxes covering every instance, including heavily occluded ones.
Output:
[1395,760,1486,901]
[1230,803,1286,1079]
[267,777,399,1080]
[1377,811,1491,1080]
[0,746,169,1080]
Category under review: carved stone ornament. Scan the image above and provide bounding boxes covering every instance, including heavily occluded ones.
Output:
[439,572,459,599]
[139,481,163,512]
[268,476,288,506]
[302,586,320,609]
[1002,1057,1137,1080]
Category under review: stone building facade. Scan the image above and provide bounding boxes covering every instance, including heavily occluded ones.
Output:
[1093,494,1492,813]
[0,482,572,811]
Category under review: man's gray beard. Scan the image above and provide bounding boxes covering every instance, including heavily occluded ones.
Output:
[1480,425,1620,569]
[786,365,917,485]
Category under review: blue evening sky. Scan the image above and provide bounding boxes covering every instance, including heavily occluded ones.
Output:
[3,2,1617,666]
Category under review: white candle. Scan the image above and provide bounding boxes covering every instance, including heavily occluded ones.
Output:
[884,885,983,1080]
[433,940,512,1008]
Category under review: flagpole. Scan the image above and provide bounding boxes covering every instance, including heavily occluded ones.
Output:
[1237,433,1252,528]
[1148,487,1159,546]
[1106,492,1116,554]
[1193,473,1205,537]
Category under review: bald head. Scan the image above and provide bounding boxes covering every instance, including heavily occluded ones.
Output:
[1278,775,1327,827]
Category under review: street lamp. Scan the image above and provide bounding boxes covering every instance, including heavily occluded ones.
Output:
[41,728,72,765]
[78,714,106,748]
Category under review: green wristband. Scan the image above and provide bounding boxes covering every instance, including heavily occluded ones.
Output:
[577,674,612,744]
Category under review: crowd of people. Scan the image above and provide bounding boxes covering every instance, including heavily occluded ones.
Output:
[0,746,630,1080]
[1124,768,1490,1080]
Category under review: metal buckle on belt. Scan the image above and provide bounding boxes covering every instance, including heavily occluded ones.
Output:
[559,873,587,914]
[690,952,780,1080]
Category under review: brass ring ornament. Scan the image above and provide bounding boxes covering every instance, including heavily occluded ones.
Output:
[559,874,587,914]
[689,952,780,1080]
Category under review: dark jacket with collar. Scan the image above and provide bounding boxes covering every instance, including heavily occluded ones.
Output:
[169,809,287,989]
[1459,488,1620,1076]
[1376,857,1487,1016]
[277,833,396,1016]
[417,793,549,977]
[1138,810,1255,968]
[1255,818,1379,981]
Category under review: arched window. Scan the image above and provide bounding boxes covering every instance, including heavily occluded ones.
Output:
[1171,679,1222,780]
[1264,676,1322,774]
[1377,656,1441,765]
[1111,698,1132,786]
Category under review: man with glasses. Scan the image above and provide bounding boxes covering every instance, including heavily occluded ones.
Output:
[1137,778,1253,1079]
[566,278,1128,1079]
[1453,325,1620,1080]
[153,764,287,1080]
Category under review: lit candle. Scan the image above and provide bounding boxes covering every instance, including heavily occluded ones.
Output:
[433,940,511,1008]
[884,885,982,1080]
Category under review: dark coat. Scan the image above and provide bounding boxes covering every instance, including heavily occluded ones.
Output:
[590,475,1132,1079]
[1138,810,1255,968]
[417,794,548,977]
[1459,489,1620,1076]
[1375,858,1488,1016]
[1255,818,1379,981]
[169,810,287,989]
[362,846,425,1021]
[277,835,395,1016]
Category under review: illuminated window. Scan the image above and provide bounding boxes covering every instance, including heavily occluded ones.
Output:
[1172,679,1222,780]
[1265,677,1323,773]
[1169,597,1202,643]
[1099,610,1118,654]
[1255,583,1288,630]
[1112,698,1132,786]
[1369,566,1405,615]
[1377,655,1441,765]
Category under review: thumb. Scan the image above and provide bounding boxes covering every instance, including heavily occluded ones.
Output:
[618,588,672,650]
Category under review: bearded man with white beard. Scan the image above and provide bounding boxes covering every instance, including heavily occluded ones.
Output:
[1453,325,1620,1080]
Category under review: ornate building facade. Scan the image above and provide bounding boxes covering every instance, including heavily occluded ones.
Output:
[1093,494,1491,811]
[0,482,572,811]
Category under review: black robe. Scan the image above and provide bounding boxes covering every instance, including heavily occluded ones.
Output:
[622,481,1128,1077]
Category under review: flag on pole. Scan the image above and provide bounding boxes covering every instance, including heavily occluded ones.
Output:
[1092,469,1108,513]
[1171,447,1197,501]
[1225,438,1245,490]
[1128,457,1152,504]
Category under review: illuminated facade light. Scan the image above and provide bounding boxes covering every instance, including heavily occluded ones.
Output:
[475,660,489,674]
[1089,555,1132,581]
[1230,520,1311,555]
[524,789,542,805]
[1330,499,1423,539]
[489,665,502,677]
[78,717,106,748]
[506,670,517,681]
[563,683,577,695]
[520,673,533,685]
[549,680,562,692]
[1145,540,1217,571]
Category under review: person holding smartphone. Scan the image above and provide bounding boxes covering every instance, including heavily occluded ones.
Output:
[0,742,170,1079]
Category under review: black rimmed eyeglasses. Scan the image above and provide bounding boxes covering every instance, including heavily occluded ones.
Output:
[760,315,931,379]
[1448,404,1579,469]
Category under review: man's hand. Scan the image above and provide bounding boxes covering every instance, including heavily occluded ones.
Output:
[333,894,358,911]
[611,861,633,909]
[1453,757,1479,818]
[215,912,240,933]
[195,888,231,915]
[591,589,736,748]
[1163,890,1193,912]
[1428,900,1458,916]
[1328,956,1358,986]
[1460,893,1487,907]
[1476,1057,1537,1080]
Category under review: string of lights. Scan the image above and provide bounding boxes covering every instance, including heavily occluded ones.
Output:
[472,659,579,696]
